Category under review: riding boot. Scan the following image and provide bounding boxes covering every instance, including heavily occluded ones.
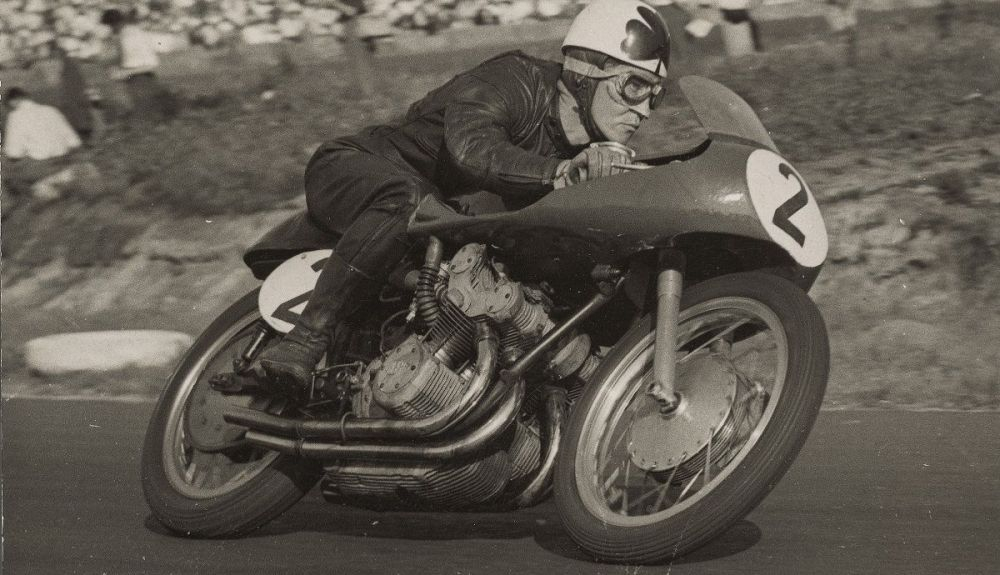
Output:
[259,252,375,393]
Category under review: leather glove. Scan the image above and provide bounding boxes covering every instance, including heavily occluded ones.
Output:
[554,142,635,188]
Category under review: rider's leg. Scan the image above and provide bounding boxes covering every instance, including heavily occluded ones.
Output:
[258,146,434,392]
[257,250,375,390]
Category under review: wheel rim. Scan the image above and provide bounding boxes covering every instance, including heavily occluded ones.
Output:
[161,311,281,500]
[575,297,788,527]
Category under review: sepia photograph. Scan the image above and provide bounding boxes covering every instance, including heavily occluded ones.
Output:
[2,0,998,572]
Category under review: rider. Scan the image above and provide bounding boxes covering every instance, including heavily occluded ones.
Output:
[258,0,672,393]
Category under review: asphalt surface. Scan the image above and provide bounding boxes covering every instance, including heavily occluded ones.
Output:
[2,398,998,575]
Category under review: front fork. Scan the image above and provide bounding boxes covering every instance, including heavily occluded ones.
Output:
[649,249,685,414]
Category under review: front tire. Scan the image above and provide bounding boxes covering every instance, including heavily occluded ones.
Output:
[554,272,829,563]
[140,289,321,537]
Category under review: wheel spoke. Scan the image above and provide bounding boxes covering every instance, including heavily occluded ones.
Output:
[603,465,621,491]
[655,464,681,510]
[190,461,208,488]
[704,427,713,485]
[598,393,646,477]
[620,463,632,515]
[676,469,702,502]
[601,427,630,472]
[576,297,796,529]
[208,454,225,488]
[162,315,285,499]
[626,479,667,513]
[678,319,751,364]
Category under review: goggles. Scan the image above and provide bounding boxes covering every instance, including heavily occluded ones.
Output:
[615,73,665,109]
[564,56,666,110]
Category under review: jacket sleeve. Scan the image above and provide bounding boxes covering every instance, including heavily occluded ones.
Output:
[442,73,564,198]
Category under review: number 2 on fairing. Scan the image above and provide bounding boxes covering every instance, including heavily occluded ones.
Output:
[745,149,828,268]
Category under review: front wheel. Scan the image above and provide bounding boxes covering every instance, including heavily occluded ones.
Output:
[554,272,829,563]
[140,289,321,537]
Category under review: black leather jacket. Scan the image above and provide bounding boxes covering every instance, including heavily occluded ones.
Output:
[335,51,581,201]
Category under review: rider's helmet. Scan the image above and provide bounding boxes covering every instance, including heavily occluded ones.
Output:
[561,0,671,140]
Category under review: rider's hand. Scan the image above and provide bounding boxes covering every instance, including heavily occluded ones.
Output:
[554,143,635,188]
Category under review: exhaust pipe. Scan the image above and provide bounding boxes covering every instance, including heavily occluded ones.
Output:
[509,386,567,508]
[224,321,498,441]
[244,380,524,461]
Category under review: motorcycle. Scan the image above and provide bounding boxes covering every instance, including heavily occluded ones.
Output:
[140,76,829,563]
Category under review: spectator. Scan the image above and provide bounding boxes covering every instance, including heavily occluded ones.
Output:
[2,86,85,217]
[2,87,82,161]
[54,44,101,143]
[717,0,761,56]
[100,7,176,123]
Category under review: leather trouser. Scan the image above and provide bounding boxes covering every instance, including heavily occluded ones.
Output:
[292,140,438,338]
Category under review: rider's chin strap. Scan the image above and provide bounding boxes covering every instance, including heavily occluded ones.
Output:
[561,56,610,143]
[546,85,587,157]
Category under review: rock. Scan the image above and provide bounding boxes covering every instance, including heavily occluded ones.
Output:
[866,247,907,278]
[24,330,194,375]
[905,230,940,267]
[31,167,74,201]
[829,234,863,263]
[277,17,305,39]
[194,24,223,47]
[863,222,911,247]
[537,0,567,18]
[29,162,102,202]
[121,216,262,263]
[242,24,282,45]
[826,200,888,232]
[912,184,939,196]
[864,319,944,354]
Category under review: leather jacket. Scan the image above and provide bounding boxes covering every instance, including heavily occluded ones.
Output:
[332,51,582,201]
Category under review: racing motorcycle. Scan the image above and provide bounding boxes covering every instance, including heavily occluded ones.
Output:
[141,76,829,563]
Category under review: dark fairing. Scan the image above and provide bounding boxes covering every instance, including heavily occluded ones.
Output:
[407,77,820,301]
[679,76,779,153]
[245,77,821,300]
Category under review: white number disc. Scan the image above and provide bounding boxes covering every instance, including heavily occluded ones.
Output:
[258,249,332,333]
[746,149,828,268]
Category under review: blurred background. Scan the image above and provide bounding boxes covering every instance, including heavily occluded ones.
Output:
[1,0,998,409]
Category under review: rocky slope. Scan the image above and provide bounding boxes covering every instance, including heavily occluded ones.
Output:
[3,14,998,406]
[4,133,998,407]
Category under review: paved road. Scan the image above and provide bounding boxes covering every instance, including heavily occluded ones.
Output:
[3,398,998,574]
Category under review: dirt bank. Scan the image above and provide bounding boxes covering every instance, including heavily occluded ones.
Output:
[2,17,998,407]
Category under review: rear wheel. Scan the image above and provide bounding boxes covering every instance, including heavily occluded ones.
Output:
[140,289,321,537]
[554,272,829,563]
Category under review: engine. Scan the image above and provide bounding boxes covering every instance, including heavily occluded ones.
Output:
[324,243,594,507]
[365,334,467,419]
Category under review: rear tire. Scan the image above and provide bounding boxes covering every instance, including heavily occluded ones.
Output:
[140,289,321,537]
[554,272,829,563]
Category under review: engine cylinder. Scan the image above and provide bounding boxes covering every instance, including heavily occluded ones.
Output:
[507,420,542,483]
[426,299,477,366]
[370,334,466,419]
[322,451,512,508]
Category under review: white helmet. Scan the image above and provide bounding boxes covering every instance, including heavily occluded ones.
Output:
[562,0,671,78]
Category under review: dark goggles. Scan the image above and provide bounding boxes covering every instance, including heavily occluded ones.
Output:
[615,73,665,109]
